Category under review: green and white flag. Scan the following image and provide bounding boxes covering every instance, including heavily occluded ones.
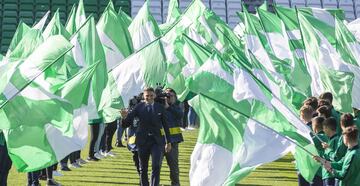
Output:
[5,21,30,58]
[242,8,306,110]
[104,39,166,121]
[7,28,44,62]
[118,7,132,28]
[70,16,108,123]
[53,62,101,149]
[189,95,294,185]
[65,4,77,35]
[163,33,212,101]
[186,52,319,183]
[97,1,133,70]
[258,8,311,95]
[334,16,360,67]
[43,9,71,40]
[75,0,86,30]
[298,11,360,112]
[128,0,161,50]
[159,0,181,33]
[0,36,78,172]
[166,0,181,24]
[33,11,50,30]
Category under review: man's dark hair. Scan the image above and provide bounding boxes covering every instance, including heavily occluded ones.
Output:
[312,116,325,131]
[316,105,332,118]
[144,87,155,92]
[341,113,354,128]
[318,99,331,107]
[165,88,177,96]
[323,117,337,131]
[342,126,358,142]
[303,97,318,110]
[319,92,333,104]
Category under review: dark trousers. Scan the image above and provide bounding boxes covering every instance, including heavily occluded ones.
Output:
[298,173,310,186]
[27,171,40,186]
[160,142,180,186]
[323,178,335,186]
[0,145,12,186]
[311,176,323,186]
[105,120,118,152]
[100,130,106,152]
[132,151,140,175]
[89,124,100,157]
[138,137,163,186]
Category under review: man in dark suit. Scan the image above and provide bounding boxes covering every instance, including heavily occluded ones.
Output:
[121,87,171,186]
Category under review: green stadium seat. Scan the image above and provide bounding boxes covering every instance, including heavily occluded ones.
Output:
[20,4,34,11]
[4,4,18,11]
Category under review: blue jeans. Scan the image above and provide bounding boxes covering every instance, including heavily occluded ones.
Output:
[117,121,124,142]
[187,106,197,127]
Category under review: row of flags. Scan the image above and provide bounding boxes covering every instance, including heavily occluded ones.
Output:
[1,0,360,185]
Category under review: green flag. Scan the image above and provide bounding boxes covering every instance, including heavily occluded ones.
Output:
[97,1,133,70]
[128,0,161,50]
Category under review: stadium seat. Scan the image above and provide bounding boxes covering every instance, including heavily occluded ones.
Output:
[274,0,291,7]
[291,0,306,8]
[339,0,356,20]
[227,0,241,28]
[211,0,227,23]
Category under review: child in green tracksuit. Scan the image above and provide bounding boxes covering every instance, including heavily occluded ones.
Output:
[321,117,339,186]
[315,126,360,186]
[311,116,329,185]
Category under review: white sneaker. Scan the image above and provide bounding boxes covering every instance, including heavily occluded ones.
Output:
[52,170,63,177]
[69,162,81,168]
[180,127,186,131]
[187,126,196,130]
[94,152,104,159]
[100,150,106,156]
[105,151,116,157]
[76,158,87,165]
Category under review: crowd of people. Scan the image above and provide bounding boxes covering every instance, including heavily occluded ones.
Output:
[299,92,360,186]
[0,87,198,186]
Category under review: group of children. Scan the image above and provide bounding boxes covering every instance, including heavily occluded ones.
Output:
[299,92,360,186]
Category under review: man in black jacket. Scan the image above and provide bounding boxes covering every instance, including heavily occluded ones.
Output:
[121,87,171,186]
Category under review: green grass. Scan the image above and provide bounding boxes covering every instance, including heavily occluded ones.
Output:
[8,130,298,185]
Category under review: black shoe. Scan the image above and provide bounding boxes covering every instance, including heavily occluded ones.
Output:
[86,156,100,162]
[46,179,61,186]
[60,166,71,171]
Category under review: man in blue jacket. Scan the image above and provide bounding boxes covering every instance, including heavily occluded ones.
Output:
[121,87,171,186]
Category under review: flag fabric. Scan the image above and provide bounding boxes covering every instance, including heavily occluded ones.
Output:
[32,11,50,30]
[166,0,181,24]
[70,16,108,123]
[189,95,294,185]
[0,36,78,172]
[257,8,312,95]
[43,9,71,40]
[53,62,101,149]
[96,1,133,70]
[5,21,30,58]
[103,39,166,122]
[128,0,161,51]
[347,18,360,41]
[65,5,77,35]
[75,0,86,30]
[118,7,132,28]
[186,52,319,183]
[334,16,360,67]
[298,10,360,112]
